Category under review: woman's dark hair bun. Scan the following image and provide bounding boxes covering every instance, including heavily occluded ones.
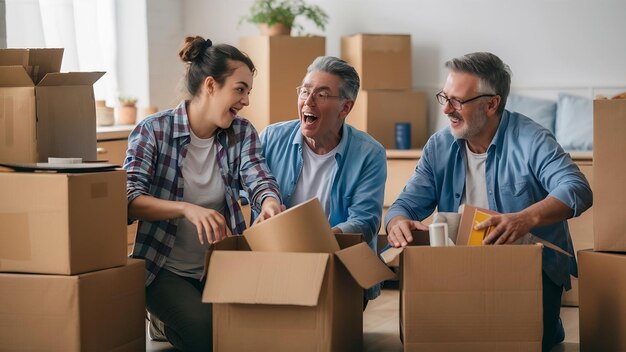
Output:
[179,36,212,63]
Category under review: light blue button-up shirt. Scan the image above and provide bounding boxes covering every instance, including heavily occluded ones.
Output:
[385,110,592,289]
[259,120,387,299]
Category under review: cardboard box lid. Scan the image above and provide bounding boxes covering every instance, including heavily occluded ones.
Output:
[0,66,35,87]
[0,48,63,83]
[37,72,105,86]
[0,49,31,67]
[335,241,396,289]
[244,198,340,253]
[202,250,330,306]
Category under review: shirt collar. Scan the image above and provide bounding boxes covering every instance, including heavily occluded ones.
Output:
[292,122,349,159]
[172,100,191,139]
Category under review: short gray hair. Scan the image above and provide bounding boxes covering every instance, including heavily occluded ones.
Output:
[445,52,512,115]
[306,56,360,101]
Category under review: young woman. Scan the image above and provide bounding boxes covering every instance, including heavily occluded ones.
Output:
[124,36,283,351]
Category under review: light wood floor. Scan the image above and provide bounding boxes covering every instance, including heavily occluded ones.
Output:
[147,288,581,351]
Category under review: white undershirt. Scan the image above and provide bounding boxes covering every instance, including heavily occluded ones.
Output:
[164,128,226,279]
[289,141,338,218]
[461,145,489,209]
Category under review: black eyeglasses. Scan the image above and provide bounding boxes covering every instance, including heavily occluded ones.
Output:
[436,91,496,111]
[296,86,343,103]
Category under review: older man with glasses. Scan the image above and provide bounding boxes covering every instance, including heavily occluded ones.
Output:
[385,52,592,351]
[253,55,387,308]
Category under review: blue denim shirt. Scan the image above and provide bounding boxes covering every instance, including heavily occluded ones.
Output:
[385,110,592,290]
[259,120,387,299]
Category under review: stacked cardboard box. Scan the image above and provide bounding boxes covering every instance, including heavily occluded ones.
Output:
[578,97,626,350]
[202,198,396,352]
[0,48,104,163]
[342,34,428,149]
[0,169,146,351]
[238,36,325,132]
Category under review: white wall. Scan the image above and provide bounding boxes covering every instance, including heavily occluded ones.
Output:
[177,0,626,132]
[116,0,149,109]
[146,0,185,112]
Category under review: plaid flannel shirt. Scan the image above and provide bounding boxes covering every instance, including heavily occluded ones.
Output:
[124,101,280,286]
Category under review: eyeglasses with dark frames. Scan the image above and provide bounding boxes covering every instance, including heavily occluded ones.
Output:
[435,91,496,111]
[296,86,343,103]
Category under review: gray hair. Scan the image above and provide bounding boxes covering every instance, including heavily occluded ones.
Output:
[444,52,512,115]
[306,56,360,101]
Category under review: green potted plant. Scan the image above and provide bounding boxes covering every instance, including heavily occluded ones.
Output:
[240,0,329,36]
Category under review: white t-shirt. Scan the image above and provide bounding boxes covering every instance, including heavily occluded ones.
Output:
[289,141,338,218]
[461,145,489,209]
[164,128,226,279]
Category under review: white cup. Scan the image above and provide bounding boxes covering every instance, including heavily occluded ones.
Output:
[428,223,449,247]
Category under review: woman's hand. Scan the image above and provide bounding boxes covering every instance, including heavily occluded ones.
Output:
[253,197,285,225]
[182,202,230,245]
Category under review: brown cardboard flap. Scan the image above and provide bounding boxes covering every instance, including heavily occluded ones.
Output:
[0,49,30,67]
[37,72,104,86]
[335,242,396,289]
[244,198,340,253]
[0,66,34,87]
[27,48,63,83]
[335,233,364,249]
[203,251,329,306]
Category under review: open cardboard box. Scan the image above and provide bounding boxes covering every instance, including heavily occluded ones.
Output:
[382,231,544,351]
[202,198,396,352]
[0,48,104,163]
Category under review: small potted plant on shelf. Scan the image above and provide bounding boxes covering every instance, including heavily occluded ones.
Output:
[240,0,329,36]
[115,96,138,125]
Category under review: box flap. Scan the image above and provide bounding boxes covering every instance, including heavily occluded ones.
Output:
[335,233,364,249]
[0,66,35,87]
[202,251,329,306]
[244,198,340,253]
[335,242,396,289]
[37,72,105,86]
[27,48,63,83]
[0,49,29,67]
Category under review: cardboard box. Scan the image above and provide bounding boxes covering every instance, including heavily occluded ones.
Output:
[0,170,127,275]
[400,244,543,351]
[203,199,396,352]
[349,90,427,149]
[578,250,626,351]
[238,36,325,132]
[0,259,146,351]
[341,34,412,90]
[0,48,103,163]
[593,98,626,251]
